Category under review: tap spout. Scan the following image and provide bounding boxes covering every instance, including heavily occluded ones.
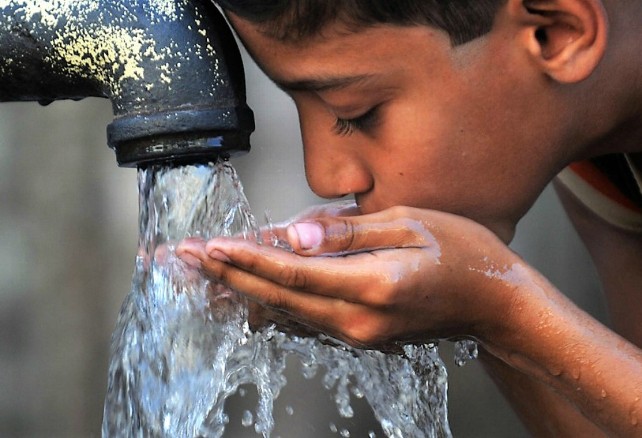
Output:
[0,0,254,167]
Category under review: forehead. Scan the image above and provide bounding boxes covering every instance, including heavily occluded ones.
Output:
[228,13,452,86]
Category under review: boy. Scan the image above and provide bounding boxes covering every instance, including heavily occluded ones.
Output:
[178,1,642,435]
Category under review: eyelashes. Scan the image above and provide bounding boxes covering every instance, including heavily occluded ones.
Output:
[333,106,380,136]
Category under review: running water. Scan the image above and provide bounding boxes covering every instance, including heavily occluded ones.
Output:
[102,161,452,437]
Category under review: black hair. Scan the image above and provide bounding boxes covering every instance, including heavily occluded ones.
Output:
[214,0,506,45]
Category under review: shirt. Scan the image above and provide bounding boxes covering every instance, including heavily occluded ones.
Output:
[556,153,642,232]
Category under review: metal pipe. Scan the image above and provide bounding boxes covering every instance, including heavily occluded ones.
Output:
[0,0,254,167]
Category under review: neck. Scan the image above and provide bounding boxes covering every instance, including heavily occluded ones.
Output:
[596,0,642,155]
[572,3,642,159]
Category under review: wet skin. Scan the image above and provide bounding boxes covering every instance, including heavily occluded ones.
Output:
[178,0,642,436]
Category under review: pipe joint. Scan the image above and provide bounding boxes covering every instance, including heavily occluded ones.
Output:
[0,0,254,167]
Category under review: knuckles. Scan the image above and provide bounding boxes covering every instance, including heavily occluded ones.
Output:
[386,205,416,218]
[278,264,310,290]
[267,290,297,314]
[322,217,357,252]
[341,311,395,348]
[361,280,399,308]
[325,206,435,253]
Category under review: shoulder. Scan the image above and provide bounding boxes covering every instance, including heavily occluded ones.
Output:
[556,153,642,233]
[554,156,642,345]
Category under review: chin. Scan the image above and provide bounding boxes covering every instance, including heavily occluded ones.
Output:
[487,220,517,244]
[354,194,413,216]
[352,197,375,215]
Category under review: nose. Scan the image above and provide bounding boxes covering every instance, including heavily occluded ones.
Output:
[299,117,374,200]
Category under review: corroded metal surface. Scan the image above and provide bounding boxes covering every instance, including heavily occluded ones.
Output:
[0,0,254,166]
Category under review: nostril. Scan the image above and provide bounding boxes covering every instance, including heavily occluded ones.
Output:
[306,165,374,200]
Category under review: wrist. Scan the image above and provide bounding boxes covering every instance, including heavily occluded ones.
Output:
[474,261,609,389]
[471,261,554,354]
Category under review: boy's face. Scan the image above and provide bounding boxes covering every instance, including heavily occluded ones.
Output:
[229,13,573,242]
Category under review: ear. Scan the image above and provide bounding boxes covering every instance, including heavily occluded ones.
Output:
[516,0,608,83]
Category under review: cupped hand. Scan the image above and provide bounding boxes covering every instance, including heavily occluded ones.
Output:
[177,204,529,349]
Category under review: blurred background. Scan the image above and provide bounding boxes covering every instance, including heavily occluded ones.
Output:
[0,35,606,438]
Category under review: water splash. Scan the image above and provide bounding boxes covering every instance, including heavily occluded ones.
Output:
[102,161,452,437]
[453,340,479,367]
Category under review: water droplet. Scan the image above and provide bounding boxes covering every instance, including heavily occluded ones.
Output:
[241,410,253,427]
[163,413,171,430]
[285,405,294,416]
[340,428,351,437]
[571,367,581,380]
[329,422,338,433]
[454,339,478,367]
[548,366,563,377]
[601,389,607,398]
[368,432,377,438]
[350,386,364,399]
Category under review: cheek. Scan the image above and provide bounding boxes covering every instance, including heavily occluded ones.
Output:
[373,123,519,223]
[375,109,482,207]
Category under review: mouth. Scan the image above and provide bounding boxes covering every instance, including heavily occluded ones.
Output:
[353,192,399,216]
[352,195,368,215]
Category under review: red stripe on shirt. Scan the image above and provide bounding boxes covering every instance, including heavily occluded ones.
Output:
[568,161,642,214]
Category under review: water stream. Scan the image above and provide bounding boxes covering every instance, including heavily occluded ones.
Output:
[102,161,452,437]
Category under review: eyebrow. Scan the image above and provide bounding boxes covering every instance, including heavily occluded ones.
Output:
[274,74,375,92]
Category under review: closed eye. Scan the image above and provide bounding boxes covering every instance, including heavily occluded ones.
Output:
[333,106,380,136]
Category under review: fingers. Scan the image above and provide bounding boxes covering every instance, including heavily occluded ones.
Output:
[256,200,361,248]
[189,253,401,348]
[178,239,373,344]
[177,206,441,305]
[176,232,437,348]
[178,240,350,341]
[180,237,405,302]
[176,237,208,268]
[287,206,439,256]
[247,300,328,340]
[194,252,349,333]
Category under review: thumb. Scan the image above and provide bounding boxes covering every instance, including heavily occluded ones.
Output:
[286,221,328,254]
[286,210,433,256]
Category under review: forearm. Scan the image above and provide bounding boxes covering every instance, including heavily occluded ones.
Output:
[481,349,608,436]
[479,270,642,437]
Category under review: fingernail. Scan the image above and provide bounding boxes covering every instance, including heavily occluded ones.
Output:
[176,238,205,253]
[289,222,324,250]
[178,252,202,269]
[208,248,231,263]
